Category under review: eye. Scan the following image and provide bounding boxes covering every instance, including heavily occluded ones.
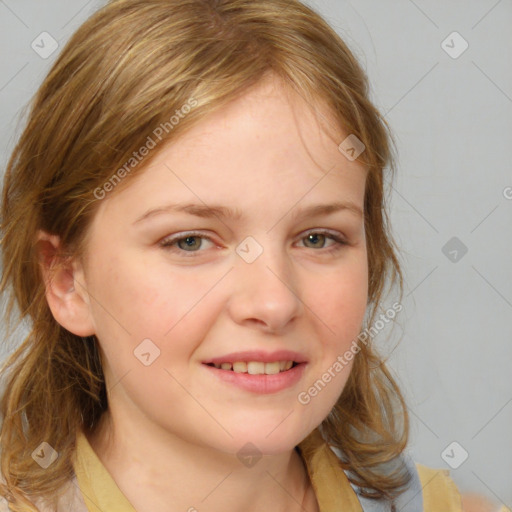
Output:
[159,229,348,257]
[298,230,347,253]
[160,232,215,254]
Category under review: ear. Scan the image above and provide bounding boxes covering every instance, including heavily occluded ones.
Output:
[35,229,96,337]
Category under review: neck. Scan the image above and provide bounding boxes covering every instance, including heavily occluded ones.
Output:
[85,409,318,512]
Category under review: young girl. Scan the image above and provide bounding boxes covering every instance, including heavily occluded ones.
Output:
[0,1,506,511]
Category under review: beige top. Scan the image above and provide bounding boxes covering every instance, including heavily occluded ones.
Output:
[1,428,509,511]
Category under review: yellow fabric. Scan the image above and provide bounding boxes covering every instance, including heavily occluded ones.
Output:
[416,464,511,512]
[296,427,363,511]
[74,430,136,511]
[416,463,511,512]
[73,427,508,512]
[416,463,463,511]
[73,427,362,512]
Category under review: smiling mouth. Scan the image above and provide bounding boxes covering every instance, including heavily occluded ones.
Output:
[205,361,299,375]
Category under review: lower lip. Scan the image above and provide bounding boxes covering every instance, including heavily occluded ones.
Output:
[202,363,307,394]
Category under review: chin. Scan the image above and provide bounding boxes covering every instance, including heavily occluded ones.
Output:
[218,421,312,456]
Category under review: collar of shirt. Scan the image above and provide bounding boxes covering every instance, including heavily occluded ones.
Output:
[73,427,363,512]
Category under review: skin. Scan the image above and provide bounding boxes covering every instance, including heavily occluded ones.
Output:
[37,73,370,512]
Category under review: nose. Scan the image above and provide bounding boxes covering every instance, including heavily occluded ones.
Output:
[226,244,303,334]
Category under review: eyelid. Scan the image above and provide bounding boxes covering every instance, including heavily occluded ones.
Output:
[159,228,349,257]
[300,228,348,244]
[159,231,217,251]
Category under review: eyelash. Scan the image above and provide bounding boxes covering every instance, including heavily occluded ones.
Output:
[159,230,348,257]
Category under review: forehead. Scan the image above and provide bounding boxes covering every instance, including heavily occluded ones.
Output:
[93,75,367,228]
[167,76,349,172]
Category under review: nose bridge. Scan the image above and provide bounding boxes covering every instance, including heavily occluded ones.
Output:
[228,235,302,331]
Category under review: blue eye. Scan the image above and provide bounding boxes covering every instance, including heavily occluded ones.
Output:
[159,230,348,257]
[160,232,214,254]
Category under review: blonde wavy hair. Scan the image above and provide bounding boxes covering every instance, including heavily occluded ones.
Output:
[0,0,409,509]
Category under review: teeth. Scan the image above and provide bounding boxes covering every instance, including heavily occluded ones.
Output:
[263,362,281,375]
[212,361,295,374]
[233,362,247,373]
[247,361,264,374]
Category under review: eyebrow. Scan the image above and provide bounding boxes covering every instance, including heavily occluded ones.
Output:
[133,200,363,225]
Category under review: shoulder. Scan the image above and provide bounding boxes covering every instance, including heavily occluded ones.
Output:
[415,463,463,511]
[416,463,510,512]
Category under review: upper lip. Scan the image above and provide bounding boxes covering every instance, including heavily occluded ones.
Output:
[202,350,308,365]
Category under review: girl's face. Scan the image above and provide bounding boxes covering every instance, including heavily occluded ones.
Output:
[76,76,368,455]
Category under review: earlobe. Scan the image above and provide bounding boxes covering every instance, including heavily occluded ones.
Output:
[35,229,96,337]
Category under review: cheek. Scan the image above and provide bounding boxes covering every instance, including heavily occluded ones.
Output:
[310,257,368,345]
[84,252,228,375]
[86,253,200,334]
[297,262,367,423]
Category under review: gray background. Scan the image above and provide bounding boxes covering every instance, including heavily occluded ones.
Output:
[0,0,511,506]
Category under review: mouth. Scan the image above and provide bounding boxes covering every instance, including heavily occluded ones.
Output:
[202,359,307,394]
[204,361,300,375]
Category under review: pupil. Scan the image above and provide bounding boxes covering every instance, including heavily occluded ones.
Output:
[180,236,200,250]
[307,233,324,247]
